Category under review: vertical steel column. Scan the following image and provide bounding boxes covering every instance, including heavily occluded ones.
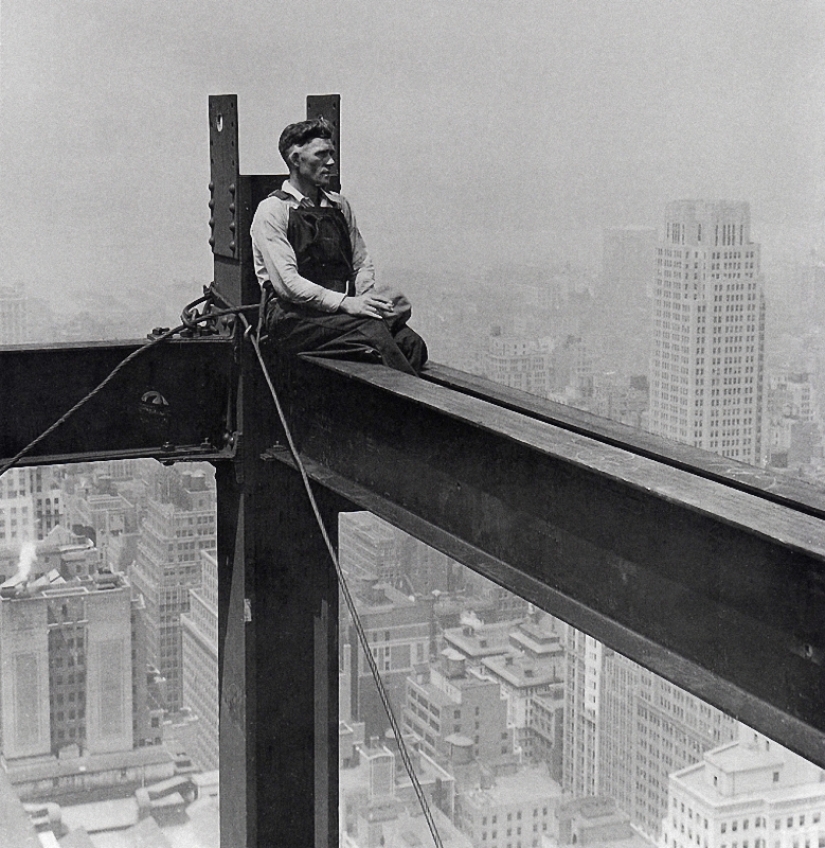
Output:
[210,94,349,846]
[216,365,346,846]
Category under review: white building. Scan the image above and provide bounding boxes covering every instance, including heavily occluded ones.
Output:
[458,764,565,848]
[649,201,766,465]
[661,732,825,848]
[181,548,219,771]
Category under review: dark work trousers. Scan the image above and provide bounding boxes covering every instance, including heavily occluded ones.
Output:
[266,302,428,376]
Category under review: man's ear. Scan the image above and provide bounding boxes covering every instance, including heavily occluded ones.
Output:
[288,148,301,170]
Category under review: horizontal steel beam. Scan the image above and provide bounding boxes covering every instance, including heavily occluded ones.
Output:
[425,363,825,520]
[0,338,234,466]
[265,355,825,767]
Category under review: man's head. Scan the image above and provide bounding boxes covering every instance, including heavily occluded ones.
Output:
[279,119,336,190]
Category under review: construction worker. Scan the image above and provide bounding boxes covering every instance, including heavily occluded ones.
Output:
[250,119,427,375]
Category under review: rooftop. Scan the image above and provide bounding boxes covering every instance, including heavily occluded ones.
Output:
[463,765,563,809]
[674,740,825,804]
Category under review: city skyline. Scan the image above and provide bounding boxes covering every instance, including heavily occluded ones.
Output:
[1,2,824,842]
[1,1,823,315]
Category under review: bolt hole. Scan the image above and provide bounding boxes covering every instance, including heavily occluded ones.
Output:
[216,114,224,133]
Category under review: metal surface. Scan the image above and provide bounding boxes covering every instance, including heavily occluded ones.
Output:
[425,362,825,520]
[216,344,346,848]
[209,95,240,261]
[267,355,825,765]
[0,338,233,464]
[207,95,352,845]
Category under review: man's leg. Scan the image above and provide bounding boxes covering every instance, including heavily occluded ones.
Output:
[391,326,428,375]
[267,307,417,375]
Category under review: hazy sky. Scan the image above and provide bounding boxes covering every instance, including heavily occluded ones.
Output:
[1,0,824,309]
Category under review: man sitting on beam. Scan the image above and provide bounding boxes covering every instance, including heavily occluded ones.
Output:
[251,119,427,375]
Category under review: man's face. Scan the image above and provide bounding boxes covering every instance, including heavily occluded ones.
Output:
[291,137,336,189]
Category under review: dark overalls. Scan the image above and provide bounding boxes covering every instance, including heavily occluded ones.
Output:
[265,192,427,376]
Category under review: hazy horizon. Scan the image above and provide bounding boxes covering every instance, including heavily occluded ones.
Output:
[1,0,824,314]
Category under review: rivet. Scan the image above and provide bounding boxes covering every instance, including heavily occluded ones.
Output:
[229,203,235,213]
[229,240,236,251]
[208,236,216,247]
[209,218,215,227]
[229,222,235,232]
[228,183,236,194]
[208,199,215,210]
[208,181,214,191]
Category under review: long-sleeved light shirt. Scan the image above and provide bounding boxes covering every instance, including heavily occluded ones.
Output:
[250,179,376,313]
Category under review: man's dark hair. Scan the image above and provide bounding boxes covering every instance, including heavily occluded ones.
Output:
[278,119,334,165]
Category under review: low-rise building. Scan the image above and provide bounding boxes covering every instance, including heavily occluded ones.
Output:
[404,649,511,764]
[458,764,565,848]
[661,732,825,848]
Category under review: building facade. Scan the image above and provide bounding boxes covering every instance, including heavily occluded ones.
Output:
[662,732,825,848]
[404,649,511,764]
[129,471,216,713]
[181,548,219,771]
[0,569,157,792]
[0,283,28,345]
[564,634,738,839]
[649,201,766,464]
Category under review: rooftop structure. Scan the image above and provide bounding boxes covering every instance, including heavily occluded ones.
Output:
[663,732,825,848]
[458,764,565,848]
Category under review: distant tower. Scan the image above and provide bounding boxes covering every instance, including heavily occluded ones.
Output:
[597,226,657,376]
[649,201,766,465]
[181,548,219,770]
[0,284,28,345]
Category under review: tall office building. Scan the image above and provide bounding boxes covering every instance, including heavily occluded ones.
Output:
[563,636,738,840]
[0,467,65,543]
[129,470,216,713]
[343,580,431,737]
[649,201,766,465]
[0,570,140,759]
[595,226,657,376]
[181,548,219,771]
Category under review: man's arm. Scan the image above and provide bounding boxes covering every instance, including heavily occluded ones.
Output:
[250,198,348,312]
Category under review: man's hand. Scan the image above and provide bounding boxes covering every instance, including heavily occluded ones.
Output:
[339,294,395,319]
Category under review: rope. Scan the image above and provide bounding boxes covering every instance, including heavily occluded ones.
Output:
[0,298,258,480]
[0,291,445,846]
[240,310,445,848]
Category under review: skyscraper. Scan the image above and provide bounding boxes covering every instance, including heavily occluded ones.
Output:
[0,569,172,800]
[563,636,737,840]
[596,226,657,376]
[129,470,216,713]
[181,548,219,771]
[649,201,766,465]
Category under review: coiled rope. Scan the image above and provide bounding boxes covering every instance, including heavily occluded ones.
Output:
[0,288,445,847]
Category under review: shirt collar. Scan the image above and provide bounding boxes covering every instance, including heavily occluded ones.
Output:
[281,179,338,208]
